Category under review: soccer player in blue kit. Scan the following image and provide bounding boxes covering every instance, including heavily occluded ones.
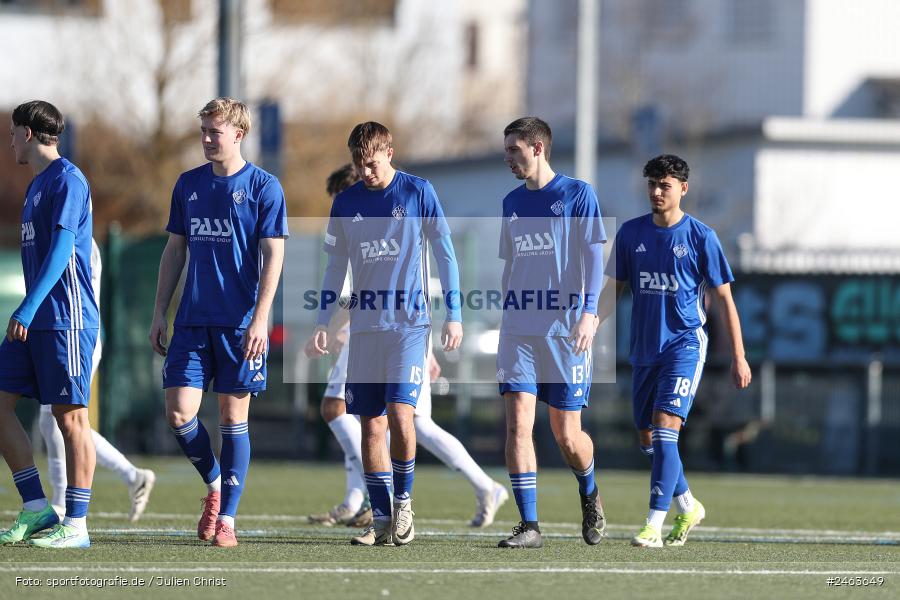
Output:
[309,122,463,546]
[597,154,751,548]
[149,97,288,548]
[496,117,607,548]
[0,100,98,548]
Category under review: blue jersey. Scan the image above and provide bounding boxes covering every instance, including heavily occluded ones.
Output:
[166,162,289,329]
[20,158,99,331]
[323,171,450,333]
[499,174,606,337]
[608,213,733,365]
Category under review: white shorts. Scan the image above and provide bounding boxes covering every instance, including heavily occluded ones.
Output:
[324,342,433,417]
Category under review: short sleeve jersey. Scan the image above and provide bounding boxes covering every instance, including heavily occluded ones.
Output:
[322,171,450,333]
[499,174,606,337]
[20,158,99,331]
[607,213,733,365]
[166,161,289,329]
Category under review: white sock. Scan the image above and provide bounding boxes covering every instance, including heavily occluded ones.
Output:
[414,416,493,493]
[674,489,695,514]
[91,430,138,485]
[63,516,87,531]
[207,476,221,493]
[218,515,235,527]
[647,509,667,531]
[327,414,366,511]
[38,406,67,507]
[24,499,49,512]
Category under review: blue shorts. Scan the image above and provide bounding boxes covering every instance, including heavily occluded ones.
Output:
[0,329,98,406]
[497,334,591,411]
[632,360,705,430]
[345,327,429,417]
[163,326,267,395]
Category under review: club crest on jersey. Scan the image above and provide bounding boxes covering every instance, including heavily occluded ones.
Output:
[345,389,354,404]
[392,205,406,220]
[232,190,247,205]
[551,200,565,215]
[496,368,506,383]
[32,191,42,207]
[673,244,688,258]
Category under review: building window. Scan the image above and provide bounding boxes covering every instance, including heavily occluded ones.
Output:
[0,0,102,17]
[270,0,396,25]
[728,0,775,44]
[465,21,479,71]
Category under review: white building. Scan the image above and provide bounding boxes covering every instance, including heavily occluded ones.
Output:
[0,0,525,159]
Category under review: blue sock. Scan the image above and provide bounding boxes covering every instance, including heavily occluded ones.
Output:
[649,427,682,511]
[509,472,538,523]
[364,472,393,520]
[642,443,688,494]
[172,417,220,484]
[391,458,415,502]
[219,422,250,518]
[571,459,596,496]
[65,486,91,518]
[12,466,46,505]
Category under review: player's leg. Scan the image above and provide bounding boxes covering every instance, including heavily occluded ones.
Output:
[213,392,251,547]
[350,412,392,546]
[0,386,58,544]
[496,334,542,547]
[413,378,507,527]
[544,337,605,544]
[383,328,428,545]
[630,365,664,547]
[37,404,67,512]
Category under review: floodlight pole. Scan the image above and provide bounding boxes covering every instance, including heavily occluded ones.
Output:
[218,0,243,98]
[575,0,599,186]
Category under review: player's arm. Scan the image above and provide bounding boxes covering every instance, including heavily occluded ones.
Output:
[308,252,349,356]
[570,242,605,354]
[708,282,752,389]
[149,233,187,356]
[431,234,463,351]
[8,227,76,342]
[243,236,285,361]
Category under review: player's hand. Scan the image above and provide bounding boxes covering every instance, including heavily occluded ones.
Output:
[6,317,27,342]
[428,354,441,380]
[306,328,329,357]
[242,317,268,362]
[568,313,596,355]
[731,356,752,389]
[441,321,462,352]
[148,314,168,356]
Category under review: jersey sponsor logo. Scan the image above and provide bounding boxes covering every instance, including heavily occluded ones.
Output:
[636,243,646,253]
[551,200,565,215]
[638,271,679,294]
[187,192,198,202]
[232,190,247,204]
[189,217,233,239]
[21,222,35,243]
[514,232,555,255]
[32,191,42,207]
[673,244,688,258]
[392,205,406,220]
[360,238,401,261]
